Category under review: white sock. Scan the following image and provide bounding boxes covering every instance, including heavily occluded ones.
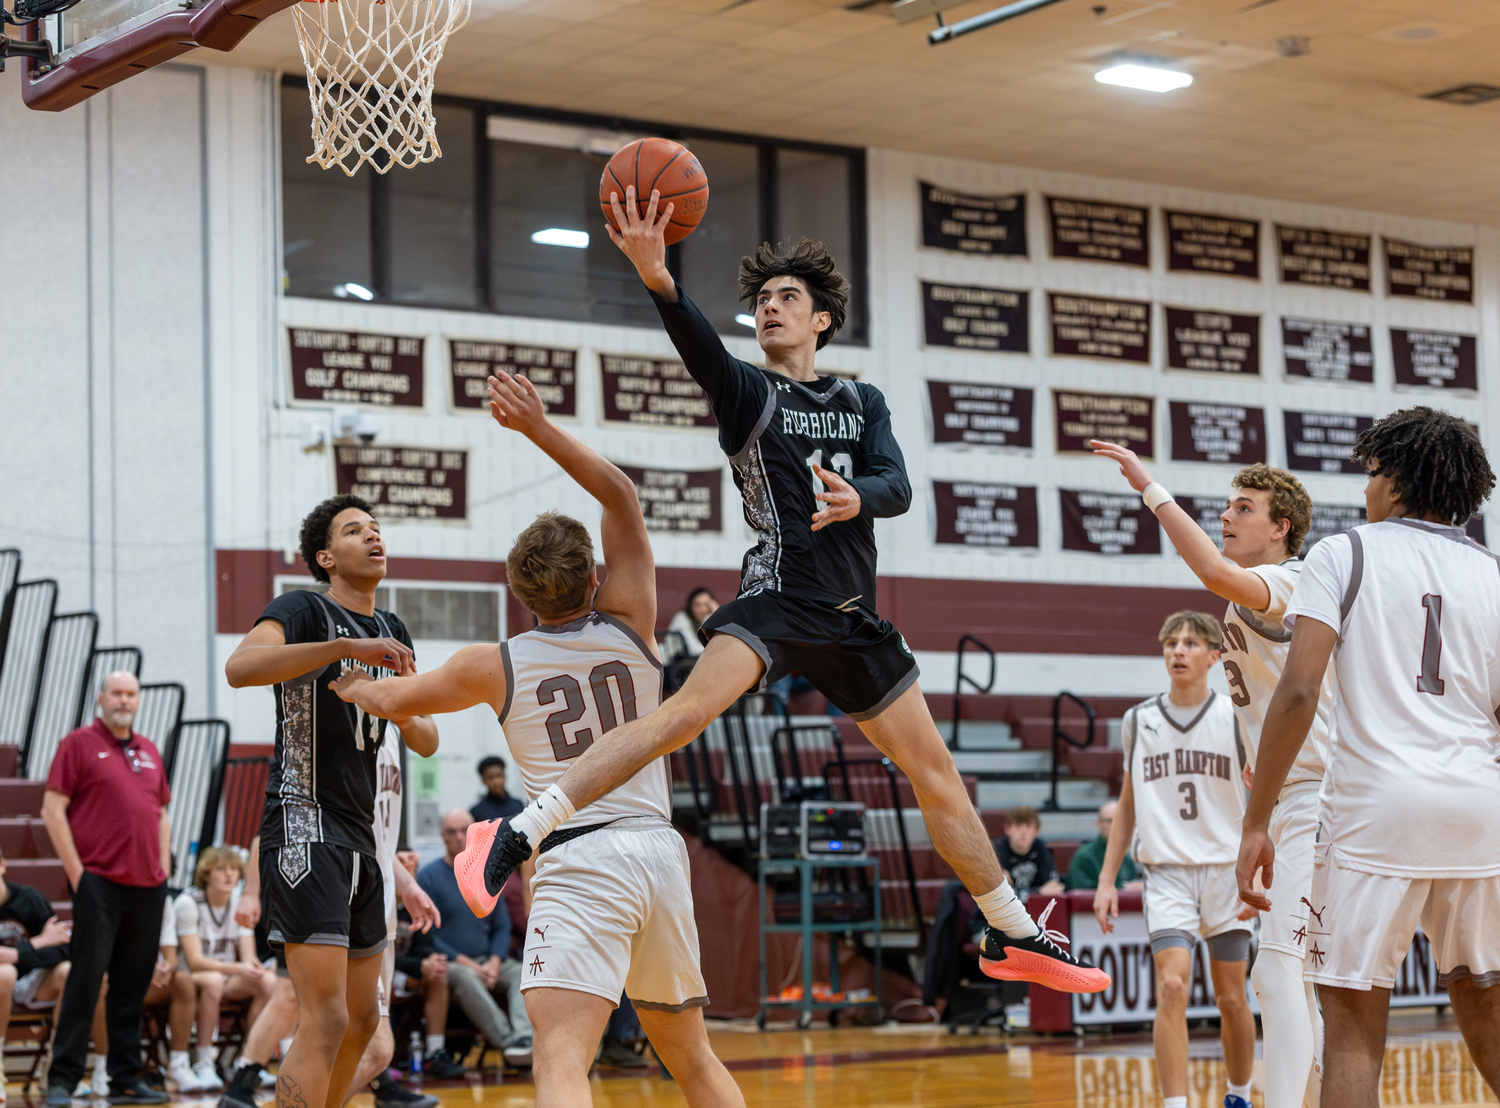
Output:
[974,883,1039,937]
[425,1033,444,1055]
[170,1051,190,1068]
[1251,948,1315,1108]
[509,784,575,847]
[1228,1082,1252,1100]
[278,1038,293,1059]
[196,1046,217,1065]
[1165,1097,1188,1108]
[1304,980,1323,1108]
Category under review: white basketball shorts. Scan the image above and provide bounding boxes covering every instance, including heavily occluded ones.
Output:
[1258,781,1320,959]
[520,818,708,1012]
[377,905,397,1018]
[1306,843,1500,991]
[1142,861,1250,943]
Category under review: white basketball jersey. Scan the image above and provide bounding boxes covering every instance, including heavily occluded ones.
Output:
[373,733,402,928]
[1220,559,1332,788]
[173,887,243,960]
[500,612,670,832]
[1123,692,1246,866]
[1286,519,1500,878]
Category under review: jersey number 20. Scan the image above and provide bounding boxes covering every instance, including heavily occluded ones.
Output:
[537,662,638,762]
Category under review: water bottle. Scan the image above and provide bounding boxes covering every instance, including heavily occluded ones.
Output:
[409,1030,423,1082]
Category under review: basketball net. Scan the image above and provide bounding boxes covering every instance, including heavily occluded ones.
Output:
[293,0,471,176]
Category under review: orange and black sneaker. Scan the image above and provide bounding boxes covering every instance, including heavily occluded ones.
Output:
[455,819,530,918]
[978,900,1111,994]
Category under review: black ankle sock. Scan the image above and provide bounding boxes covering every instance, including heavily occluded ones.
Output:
[230,1062,261,1090]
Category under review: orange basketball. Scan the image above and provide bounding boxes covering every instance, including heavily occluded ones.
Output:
[600,137,709,245]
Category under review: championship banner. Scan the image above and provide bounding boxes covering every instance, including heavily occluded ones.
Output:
[1169,403,1267,465]
[1060,489,1161,556]
[1050,294,1151,364]
[1164,210,1260,279]
[926,381,1033,448]
[1276,225,1371,291]
[1384,238,1474,303]
[1054,390,1154,456]
[921,282,1029,352]
[1283,411,1373,475]
[600,354,715,429]
[289,328,424,408]
[1282,318,1374,383]
[334,446,467,521]
[919,182,1027,255]
[1046,196,1149,267]
[448,340,577,415]
[1390,329,1478,391]
[1303,503,1366,550]
[1164,308,1259,375]
[932,482,1039,548]
[616,467,721,533]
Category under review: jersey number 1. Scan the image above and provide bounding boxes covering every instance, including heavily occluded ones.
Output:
[1417,593,1445,695]
[537,662,639,762]
[806,450,853,495]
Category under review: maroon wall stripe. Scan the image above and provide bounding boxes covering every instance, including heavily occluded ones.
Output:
[216,549,1214,655]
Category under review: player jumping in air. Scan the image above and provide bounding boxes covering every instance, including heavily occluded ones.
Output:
[1238,408,1500,1107]
[328,372,745,1108]
[1093,443,1328,1108]
[459,184,1108,995]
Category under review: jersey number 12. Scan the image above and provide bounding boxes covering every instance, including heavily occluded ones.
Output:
[537,662,639,762]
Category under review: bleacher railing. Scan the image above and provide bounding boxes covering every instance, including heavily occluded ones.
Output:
[0,580,59,751]
[19,612,97,778]
[824,756,927,945]
[949,634,996,751]
[136,683,186,766]
[167,719,233,887]
[1045,690,1097,812]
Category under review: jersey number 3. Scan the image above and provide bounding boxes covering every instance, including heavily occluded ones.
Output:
[537,662,639,762]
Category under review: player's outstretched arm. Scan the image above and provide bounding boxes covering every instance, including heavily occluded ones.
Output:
[1236,616,1336,909]
[225,618,415,687]
[604,184,676,302]
[1090,439,1271,610]
[487,372,657,646]
[328,644,504,754]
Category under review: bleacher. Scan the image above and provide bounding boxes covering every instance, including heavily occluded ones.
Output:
[0,549,234,1087]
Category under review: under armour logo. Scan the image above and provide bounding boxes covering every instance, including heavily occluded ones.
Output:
[338,625,352,636]
[532,926,549,941]
[528,955,545,976]
[1301,898,1325,926]
[776,381,791,392]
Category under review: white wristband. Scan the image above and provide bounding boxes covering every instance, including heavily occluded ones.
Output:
[1142,483,1175,512]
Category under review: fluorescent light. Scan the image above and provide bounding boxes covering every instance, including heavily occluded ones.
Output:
[531,228,590,249]
[735,314,757,329]
[1094,63,1192,93]
[332,282,375,300]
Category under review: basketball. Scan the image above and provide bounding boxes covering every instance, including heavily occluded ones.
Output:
[599,137,709,245]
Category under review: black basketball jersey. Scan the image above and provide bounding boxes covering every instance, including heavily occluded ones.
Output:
[651,286,911,608]
[254,590,412,856]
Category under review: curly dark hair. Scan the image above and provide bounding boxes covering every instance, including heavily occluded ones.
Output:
[299,494,374,583]
[738,239,850,350]
[1351,407,1494,525]
[1232,464,1312,556]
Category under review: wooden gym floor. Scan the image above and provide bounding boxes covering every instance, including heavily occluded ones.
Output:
[323,1008,1489,1108]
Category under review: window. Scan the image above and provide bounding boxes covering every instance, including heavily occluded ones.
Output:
[279,79,867,343]
[277,580,502,641]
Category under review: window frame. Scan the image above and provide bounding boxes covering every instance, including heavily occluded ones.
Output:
[278,76,869,345]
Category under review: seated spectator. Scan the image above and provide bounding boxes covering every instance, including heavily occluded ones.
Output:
[663,588,717,663]
[469,758,524,824]
[417,811,532,1070]
[388,849,462,1083]
[1066,800,1141,891]
[169,848,276,1093]
[0,850,102,1103]
[139,900,198,1095]
[992,807,1064,900]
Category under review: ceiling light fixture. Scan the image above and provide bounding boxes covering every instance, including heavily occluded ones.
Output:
[735,314,757,328]
[531,228,590,249]
[1094,62,1193,92]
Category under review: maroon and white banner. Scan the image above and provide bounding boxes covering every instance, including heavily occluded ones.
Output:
[1283,411,1373,475]
[1169,402,1267,465]
[1384,238,1474,302]
[1282,318,1374,383]
[1164,210,1260,279]
[919,182,1027,256]
[932,482,1039,548]
[600,355,715,428]
[1046,196,1149,267]
[289,328,424,407]
[1164,308,1259,375]
[1276,225,1371,291]
[1054,390,1154,456]
[335,446,467,521]
[448,341,577,415]
[1390,329,1478,390]
[617,467,721,533]
[926,381,1033,447]
[921,282,1029,352]
[1060,489,1161,556]
[1050,294,1151,364]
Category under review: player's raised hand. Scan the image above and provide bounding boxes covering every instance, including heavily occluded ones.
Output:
[1089,439,1155,494]
[1236,827,1275,912]
[487,371,548,436]
[340,636,415,676]
[604,184,674,281]
[1093,884,1119,934]
[811,465,861,531]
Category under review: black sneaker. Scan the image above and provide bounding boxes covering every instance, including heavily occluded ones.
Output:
[219,1064,262,1108]
[44,1085,71,1108]
[976,901,1111,994]
[423,1050,466,1081]
[107,1080,170,1106]
[595,1041,648,1069]
[370,1076,438,1108]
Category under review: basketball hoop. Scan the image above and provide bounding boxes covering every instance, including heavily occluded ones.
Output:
[292,0,470,176]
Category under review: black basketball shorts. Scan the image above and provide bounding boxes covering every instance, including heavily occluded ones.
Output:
[262,842,386,958]
[701,591,919,721]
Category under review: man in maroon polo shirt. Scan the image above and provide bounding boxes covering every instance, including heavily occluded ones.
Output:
[41,671,171,1107]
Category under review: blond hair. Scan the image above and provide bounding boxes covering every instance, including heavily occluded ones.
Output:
[194,846,245,889]
[1232,464,1312,556]
[1158,610,1223,651]
[507,512,595,621]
